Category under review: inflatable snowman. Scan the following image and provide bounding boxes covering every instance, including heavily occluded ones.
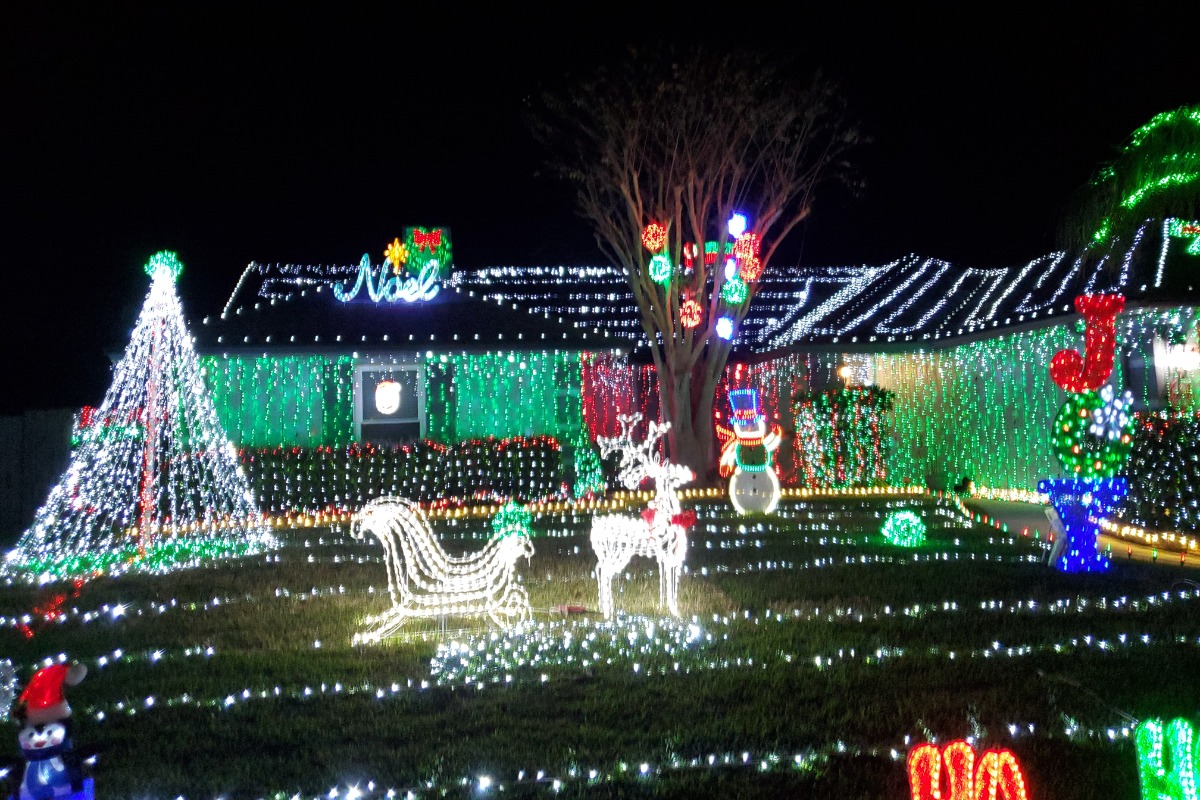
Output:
[719,389,782,515]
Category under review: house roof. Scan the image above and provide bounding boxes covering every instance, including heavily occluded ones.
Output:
[198,219,1199,360]
[449,219,1200,357]
[194,260,624,356]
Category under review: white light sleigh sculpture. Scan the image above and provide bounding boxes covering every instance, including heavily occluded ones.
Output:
[590,414,695,619]
[351,497,534,644]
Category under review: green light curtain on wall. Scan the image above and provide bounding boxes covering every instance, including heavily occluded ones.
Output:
[201,351,585,448]
[200,355,355,447]
[425,351,584,443]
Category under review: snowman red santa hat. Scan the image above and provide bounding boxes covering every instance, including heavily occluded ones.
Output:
[14,662,87,725]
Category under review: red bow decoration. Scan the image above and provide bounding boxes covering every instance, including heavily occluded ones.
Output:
[907,740,1031,800]
[412,229,442,252]
[640,509,697,529]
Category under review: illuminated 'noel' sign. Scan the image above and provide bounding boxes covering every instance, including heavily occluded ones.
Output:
[334,226,452,304]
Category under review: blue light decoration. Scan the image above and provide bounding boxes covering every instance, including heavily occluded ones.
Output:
[727,212,748,239]
[333,226,450,303]
[716,316,734,340]
[1037,477,1125,572]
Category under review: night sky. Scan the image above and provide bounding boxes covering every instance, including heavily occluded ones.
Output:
[2,4,1194,414]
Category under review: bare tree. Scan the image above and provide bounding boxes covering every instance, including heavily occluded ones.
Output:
[528,45,863,481]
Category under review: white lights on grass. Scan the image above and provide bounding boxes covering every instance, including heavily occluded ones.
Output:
[430,614,707,686]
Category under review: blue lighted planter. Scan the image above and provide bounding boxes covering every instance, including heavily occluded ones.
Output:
[1037,477,1127,573]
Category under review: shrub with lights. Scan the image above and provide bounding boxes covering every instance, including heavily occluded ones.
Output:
[241,435,568,514]
[1119,411,1200,534]
[792,387,893,489]
[880,510,927,547]
[6,252,274,581]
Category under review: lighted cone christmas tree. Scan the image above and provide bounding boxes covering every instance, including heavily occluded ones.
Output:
[5,252,275,580]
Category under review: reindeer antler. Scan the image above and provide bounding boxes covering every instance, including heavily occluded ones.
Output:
[595,413,681,491]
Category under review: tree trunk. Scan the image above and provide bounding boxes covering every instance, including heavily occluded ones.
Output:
[659,358,720,486]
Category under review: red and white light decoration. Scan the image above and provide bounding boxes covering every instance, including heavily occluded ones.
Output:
[589,414,695,619]
[907,740,1031,800]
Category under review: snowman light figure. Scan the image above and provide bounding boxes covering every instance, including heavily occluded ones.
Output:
[11,662,92,800]
[718,389,782,515]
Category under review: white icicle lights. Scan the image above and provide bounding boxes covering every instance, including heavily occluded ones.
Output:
[589,414,695,619]
[351,496,534,643]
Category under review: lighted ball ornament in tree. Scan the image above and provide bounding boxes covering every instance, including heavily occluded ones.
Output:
[5,252,274,581]
[717,389,782,515]
[1040,293,1131,573]
[679,298,702,329]
[647,254,673,285]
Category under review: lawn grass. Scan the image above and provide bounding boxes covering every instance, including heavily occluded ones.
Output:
[0,493,1196,799]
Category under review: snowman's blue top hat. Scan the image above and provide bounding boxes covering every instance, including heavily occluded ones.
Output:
[728,388,761,418]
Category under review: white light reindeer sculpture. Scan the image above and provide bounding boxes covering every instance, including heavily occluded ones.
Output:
[590,414,695,619]
[351,496,534,644]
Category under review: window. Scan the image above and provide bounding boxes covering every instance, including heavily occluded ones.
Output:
[354,363,424,443]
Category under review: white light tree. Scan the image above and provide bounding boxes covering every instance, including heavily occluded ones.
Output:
[6,251,274,580]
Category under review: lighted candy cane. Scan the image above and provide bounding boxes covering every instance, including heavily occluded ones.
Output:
[908,740,975,800]
[1136,718,1199,800]
[1049,294,1124,393]
[973,749,1030,800]
[907,741,1031,800]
